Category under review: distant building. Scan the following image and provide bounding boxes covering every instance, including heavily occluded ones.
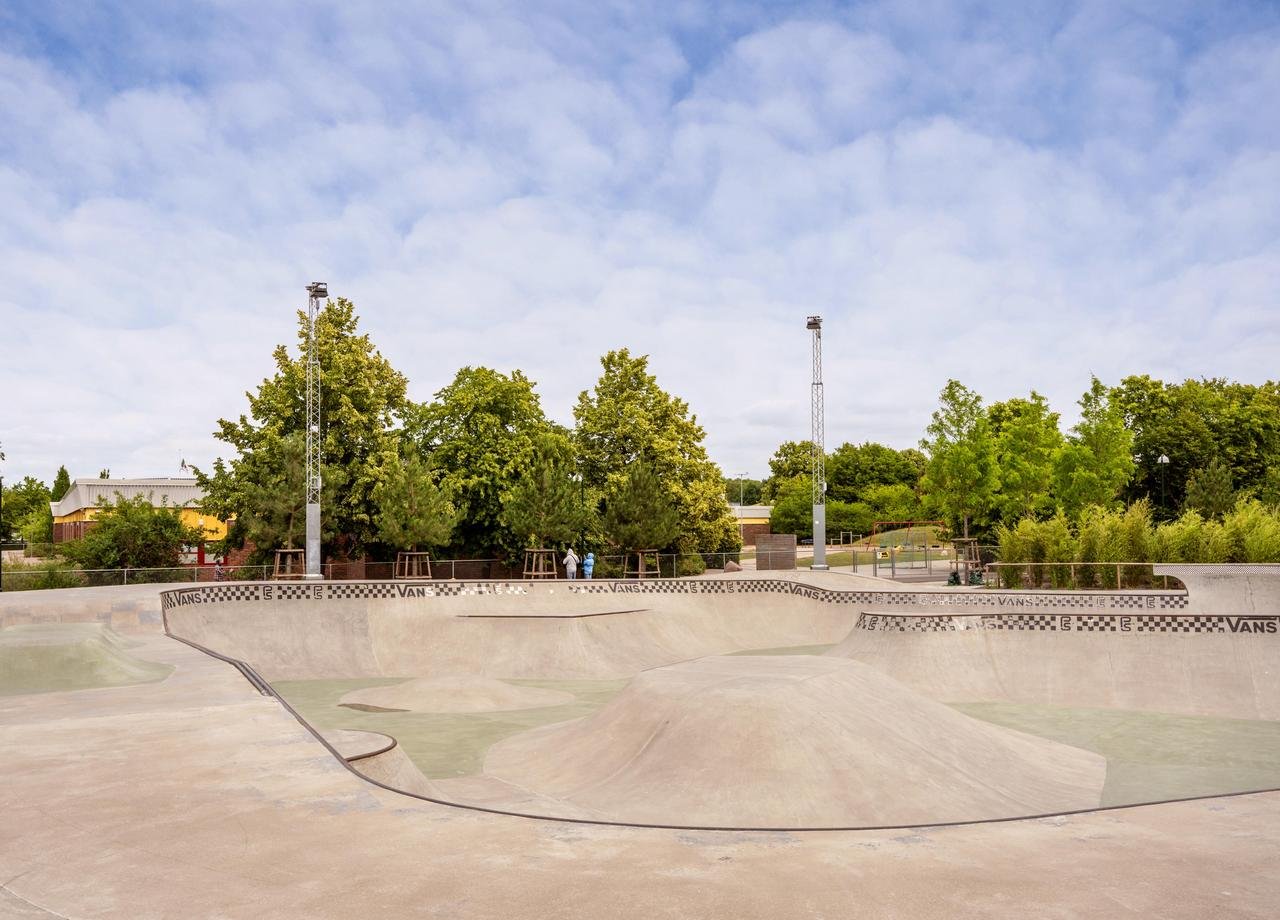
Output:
[50,478,229,564]
[731,504,772,546]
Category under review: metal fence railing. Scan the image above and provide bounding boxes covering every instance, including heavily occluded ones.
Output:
[985,562,1187,592]
[0,552,750,591]
[0,553,1194,593]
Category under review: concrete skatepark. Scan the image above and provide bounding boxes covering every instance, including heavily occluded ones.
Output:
[3,565,1280,917]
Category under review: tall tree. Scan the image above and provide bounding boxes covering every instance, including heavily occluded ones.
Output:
[575,349,739,553]
[51,466,71,501]
[1053,377,1134,518]
[826,442,925,503]
[919,380,997,538]
[196,298,408,556]
[227,432,344,555]
[1113,376,1280,517]
[374,449,458,551]
[990,392,1063,523]
[602,462,680,554]
[762,441,814,502]
[501,455,594,549]
[406,367,562,556]
[723,477,763,506]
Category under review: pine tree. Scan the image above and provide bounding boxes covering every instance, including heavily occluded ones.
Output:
[52,466,71,501]
[603,462,680,553]
[1185,458,1235,520]
[374,450,458,551]
[501,456,593,548]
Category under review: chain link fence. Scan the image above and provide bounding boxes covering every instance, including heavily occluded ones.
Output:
[0,551,749,591]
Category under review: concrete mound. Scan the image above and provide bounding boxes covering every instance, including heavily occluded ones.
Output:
[348,743,441,798]
[483,656,1106,827]
[0,623,172,696]
[339,677,575,713]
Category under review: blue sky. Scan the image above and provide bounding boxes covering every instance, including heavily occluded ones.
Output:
[1,1,1278,484]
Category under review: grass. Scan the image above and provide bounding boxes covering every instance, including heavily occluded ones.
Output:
[273,676,629,778]
[953,701,1280,806]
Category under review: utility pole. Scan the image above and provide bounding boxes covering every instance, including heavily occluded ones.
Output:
[807,316,827,570]
[304,282,327,580]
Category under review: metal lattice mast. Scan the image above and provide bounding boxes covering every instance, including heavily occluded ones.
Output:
[304,281,328,579]
[806,315,828,570]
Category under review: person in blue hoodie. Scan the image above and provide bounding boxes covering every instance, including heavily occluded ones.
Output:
[582,552,595,579]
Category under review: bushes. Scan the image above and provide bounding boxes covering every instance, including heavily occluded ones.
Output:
[997,498,1280,575]
[2,559,87,591]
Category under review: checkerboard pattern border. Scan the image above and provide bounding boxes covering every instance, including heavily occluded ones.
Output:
[156,579,1278,636]
[854,612,1269,634]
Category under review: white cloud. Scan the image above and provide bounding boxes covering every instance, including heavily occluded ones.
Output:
[0,1,1278,487]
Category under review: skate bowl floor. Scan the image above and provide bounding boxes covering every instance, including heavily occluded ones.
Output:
[159,566,1280,830]
[7,569,1280,918]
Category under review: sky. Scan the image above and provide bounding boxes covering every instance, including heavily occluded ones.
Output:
[1,1,1278,485]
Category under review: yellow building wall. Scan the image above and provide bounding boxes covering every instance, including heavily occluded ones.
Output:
[52,507,228,540]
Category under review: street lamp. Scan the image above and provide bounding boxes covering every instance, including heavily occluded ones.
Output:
[806,315,827,570]
[1157,454,1170,512]
[736,471,748,506]
[571,472,585,553]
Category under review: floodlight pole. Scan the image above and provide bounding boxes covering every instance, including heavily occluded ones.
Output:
[304,281,327,580]
[807,315,827,570]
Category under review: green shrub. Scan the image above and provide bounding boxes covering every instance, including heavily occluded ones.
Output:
[3,560,87,591]
[1222,499,1280,562]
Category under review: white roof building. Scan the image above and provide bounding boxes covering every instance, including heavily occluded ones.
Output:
[51,478,207,518]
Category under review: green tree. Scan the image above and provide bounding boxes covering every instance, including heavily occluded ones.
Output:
[18,505,53,545]
[374,449,458,551]
[920,380,997,538]
[769,475,874,539]
[196,297,408,556]
[62,492,207,570]
[724,477,763,506]
[826,442,924,503]
[990,392,1063,522]
[768,475,813,537]
[51,466,71,502]
[863,483,922,523]
[1053,378,1134,518]
[1,476,51,542]
[762,441,814,502]
[407,367,562,556]
[98,469,110,479]
[1184,458,1235,520]
[500,456,593,548]
[227,432,344,557]
[1113,376,1280,518]
[603,462,681,553]
[575,349,739,553]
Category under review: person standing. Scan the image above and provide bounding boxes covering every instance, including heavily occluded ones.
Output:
[562,547,580,580]
[583,552,595,580]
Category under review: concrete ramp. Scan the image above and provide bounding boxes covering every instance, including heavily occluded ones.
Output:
[0,623,173,696]
[480,656,1107,827]
[832,613,1280,719]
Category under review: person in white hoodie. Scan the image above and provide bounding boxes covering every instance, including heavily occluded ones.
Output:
[562,547,580,580]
